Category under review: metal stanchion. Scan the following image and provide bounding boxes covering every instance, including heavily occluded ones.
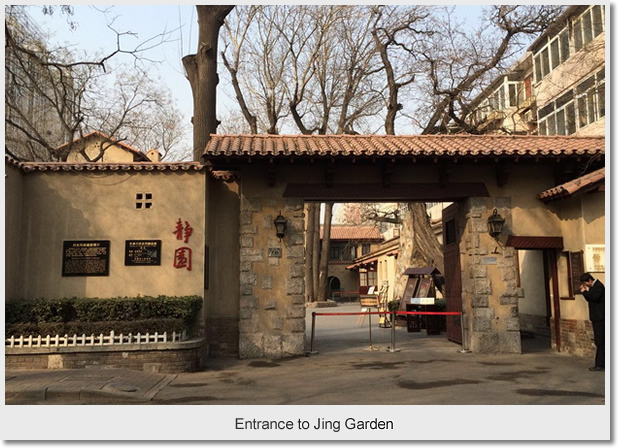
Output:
[364,310,380,351]
[386,310,400,353]
[459,311,470,353]
[307,312,319,355]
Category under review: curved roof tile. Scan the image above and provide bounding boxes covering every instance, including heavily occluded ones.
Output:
[5,156,205,173]
[203,134,604,159]
[538,167,605,202]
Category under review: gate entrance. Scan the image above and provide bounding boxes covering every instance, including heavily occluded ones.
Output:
[201,134,603,358]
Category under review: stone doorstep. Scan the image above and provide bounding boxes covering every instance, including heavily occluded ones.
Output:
[305,301,338,309]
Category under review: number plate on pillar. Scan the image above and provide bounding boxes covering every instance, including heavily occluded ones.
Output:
[268,248,282,258]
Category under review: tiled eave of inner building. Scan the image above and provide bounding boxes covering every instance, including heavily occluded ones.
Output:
[5,157,206,173]
[202,134,605,165]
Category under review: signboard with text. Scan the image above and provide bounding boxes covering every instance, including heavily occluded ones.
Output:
[62,240,110,277]
[125,240,162,266]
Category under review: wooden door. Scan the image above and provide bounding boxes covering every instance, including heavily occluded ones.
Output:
[443,203,462,344]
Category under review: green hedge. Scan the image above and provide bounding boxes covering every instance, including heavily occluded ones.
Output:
[5,296,202,338]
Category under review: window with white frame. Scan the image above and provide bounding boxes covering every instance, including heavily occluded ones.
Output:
[533,28,570,84]
[573,5,604,52]
[533,6,604,84]
[537,68,604,135]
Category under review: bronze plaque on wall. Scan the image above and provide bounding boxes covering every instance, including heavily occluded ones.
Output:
[62,240,110,276]
[125,240,161,266]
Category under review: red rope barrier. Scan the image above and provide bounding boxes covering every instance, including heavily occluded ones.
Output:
[313,311,460,316]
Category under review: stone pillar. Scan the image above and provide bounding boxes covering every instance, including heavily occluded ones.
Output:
[461,197,521,354]
[238,194,305,359]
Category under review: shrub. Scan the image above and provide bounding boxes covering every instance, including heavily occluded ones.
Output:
[5,296,203,337]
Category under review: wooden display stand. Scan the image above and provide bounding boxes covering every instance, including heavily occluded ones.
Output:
[399,267,441,335]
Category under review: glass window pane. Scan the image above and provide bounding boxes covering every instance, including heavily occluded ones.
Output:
[551,39,560,69]
[539,103,554,119]
[556,109,566,135]
[583,11,593,45]
[509,84,517,107]
[577,76,595,94]
[534,54,543,82]
[574,20,583,51]
[566,103,576,134]
[538,120,547,136]
[592,5,603,36]
[578,97,589,128]
[547,114,556,135]
[560,31,570,61]
[541,48,550,77]
[597,83,605,118]
[587,91,596,123]
[556,90,573,108]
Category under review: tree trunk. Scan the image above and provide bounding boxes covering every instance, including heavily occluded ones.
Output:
[312,205,321,300]
[305,203,316,302]
[183,6,234,161]
[393,203,444,300]
[317,202,334,301]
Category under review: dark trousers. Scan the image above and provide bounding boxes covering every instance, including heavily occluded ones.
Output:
[592,320,605,368]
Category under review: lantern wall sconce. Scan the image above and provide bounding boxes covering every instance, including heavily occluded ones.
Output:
[274,212,287,240]
[487,209,506,238]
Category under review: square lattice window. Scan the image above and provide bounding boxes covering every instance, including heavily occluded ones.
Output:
[135,192,153,210]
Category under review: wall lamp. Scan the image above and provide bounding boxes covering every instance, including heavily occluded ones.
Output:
[274,212,287,240]
[487,209,506,238]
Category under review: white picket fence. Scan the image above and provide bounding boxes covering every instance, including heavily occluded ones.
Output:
[5,330,188,348]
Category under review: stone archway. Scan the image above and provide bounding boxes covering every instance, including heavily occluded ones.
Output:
[201,134,603,359]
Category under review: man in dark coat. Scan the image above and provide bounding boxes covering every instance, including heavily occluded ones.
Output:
[580,273,605,371]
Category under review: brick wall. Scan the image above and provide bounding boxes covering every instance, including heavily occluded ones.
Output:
[5,339,205,373]
[206,317,239,355]
[551,318,595,357]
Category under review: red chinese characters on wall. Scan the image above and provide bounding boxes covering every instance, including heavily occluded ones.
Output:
[173,247,192,271]
[173,218,194,270]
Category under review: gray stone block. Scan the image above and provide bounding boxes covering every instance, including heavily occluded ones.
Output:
[240,296,258,309]
[471,295,489,308]
[282,333,305,356]
[286,305,306,319]
[271,316,283,330]
[263,335,283,358]
[475,278,492,295]
[506,317,520,331]
[239,333,264,359]
[473,317,491,332]
[286,278,304,295]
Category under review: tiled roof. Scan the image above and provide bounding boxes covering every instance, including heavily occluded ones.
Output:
[320,226,384,241]
[203,134,604,159]
[5,156,205,173]
[537,167,605,202]
[55,131,148,160]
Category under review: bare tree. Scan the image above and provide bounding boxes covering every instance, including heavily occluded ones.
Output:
[5,6,188,162]
[183,6,234,160]
[415,5,566,134]
[369,5,430,135]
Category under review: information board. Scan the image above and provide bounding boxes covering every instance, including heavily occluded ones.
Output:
[125,240,162,266]
[62,240,110,276]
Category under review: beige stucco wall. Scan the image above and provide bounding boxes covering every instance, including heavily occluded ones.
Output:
[9,168,206,300]
[204,177,241,354]
[5,163,25,300]
[65,140,137,163]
